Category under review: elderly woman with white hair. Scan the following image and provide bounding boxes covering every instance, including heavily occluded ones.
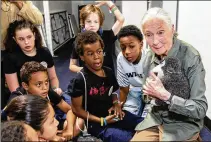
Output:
[131,7,207,141]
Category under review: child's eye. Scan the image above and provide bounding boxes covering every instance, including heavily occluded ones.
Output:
[87,52,93,56]
[129,45,135,49]
[97,50,103,54]
[36,83,41,87]
[27,36,32,39]
[120,45,126,51]
[18,38,24,41]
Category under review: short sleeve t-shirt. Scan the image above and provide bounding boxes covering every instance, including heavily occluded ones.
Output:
[10,87,62,107]
[117,51,146,91]
[67,66,119,117]
[71,30,117,71]
[3,47,54,84]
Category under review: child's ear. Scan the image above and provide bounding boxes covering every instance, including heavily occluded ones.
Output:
[22,82,29,91]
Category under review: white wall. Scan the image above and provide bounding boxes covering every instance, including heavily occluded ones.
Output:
[122,1,148,28]
[177,1,211,119]
[121,1,148,51]
[163,1,177,30]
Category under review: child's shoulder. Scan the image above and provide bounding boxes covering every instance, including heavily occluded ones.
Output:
[37,47,51,54]
[103,66,114,77]
[72,70,87,82]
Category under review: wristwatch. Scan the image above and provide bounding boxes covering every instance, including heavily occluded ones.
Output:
[165,94,174,105]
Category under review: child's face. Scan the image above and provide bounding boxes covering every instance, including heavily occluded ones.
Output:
[80,40,104,71]
[38,104,59,140]
[23,71,49,98]
[14,28,36,53]
[119,35,143,63]
[84,12,100,32]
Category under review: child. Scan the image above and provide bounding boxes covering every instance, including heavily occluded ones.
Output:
[4,95,61,141]
[8,61,83,141]
[68,31,143,141]
[117,25,146,116]
[1,120,39,141]
[3,20,62,95]
[69,1,124,73]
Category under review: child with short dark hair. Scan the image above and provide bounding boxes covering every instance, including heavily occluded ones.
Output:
[1,120,39,141]
[68,31,143,141]
[8,61,83,141]
[117,25,146,116]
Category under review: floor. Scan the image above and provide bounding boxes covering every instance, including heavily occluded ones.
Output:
[53,41,211,141]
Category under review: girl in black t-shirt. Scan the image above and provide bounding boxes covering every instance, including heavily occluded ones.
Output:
[68,31,143,141]
[3,20,62,95]
[69,1,125,73]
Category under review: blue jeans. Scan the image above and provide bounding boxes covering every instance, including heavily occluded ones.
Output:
[87,110,144,142]
[123,90,145,116]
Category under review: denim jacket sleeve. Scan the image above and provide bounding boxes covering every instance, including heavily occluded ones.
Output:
[169,54,208,120]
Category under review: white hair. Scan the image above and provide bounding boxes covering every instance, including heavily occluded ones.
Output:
[141,7,172,31]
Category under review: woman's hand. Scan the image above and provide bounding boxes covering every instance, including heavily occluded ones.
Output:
[143,72,171,101]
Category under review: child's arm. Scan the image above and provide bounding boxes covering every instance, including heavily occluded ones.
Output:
[57,100,74,140]
[69,42,83,73]
[62,110,75,140]
[47,66,62,95]
[5,73,20,92]
[95,1,125,36]
[110,92,125,120]
[71,96,116,125]
[119,86,130,106]
[69,59,83,73]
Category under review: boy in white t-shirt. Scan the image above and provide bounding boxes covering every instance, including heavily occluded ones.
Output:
[117,25,145,116]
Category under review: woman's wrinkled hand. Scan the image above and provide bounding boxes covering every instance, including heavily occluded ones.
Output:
[143,72,171,101]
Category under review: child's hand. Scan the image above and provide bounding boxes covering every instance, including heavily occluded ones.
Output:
[61,129,73,141]
[113,103,125,120]
[95,1,107,7]
[54,87,63,96]
[108,104,124,120]
[105,114,117,124]
[95,1,113,7]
